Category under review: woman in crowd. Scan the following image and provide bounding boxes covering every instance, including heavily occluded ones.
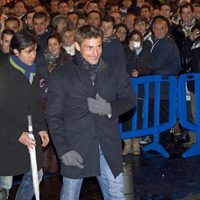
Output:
[122,30,154,155]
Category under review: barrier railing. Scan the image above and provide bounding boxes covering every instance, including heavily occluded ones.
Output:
[119,75,177,158]
[178,73,200,158]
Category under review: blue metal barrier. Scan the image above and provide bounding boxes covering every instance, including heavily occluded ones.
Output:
[119,75,177,158]
[178,73,200,158]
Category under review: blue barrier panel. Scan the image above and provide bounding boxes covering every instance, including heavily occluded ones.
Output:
[178,73,200,158]
[119,75,177,158]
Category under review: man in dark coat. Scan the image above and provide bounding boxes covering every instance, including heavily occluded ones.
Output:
[0,30,49,200]
[47,25,136,200]
[145,16,181,146]
[0,28,14,63]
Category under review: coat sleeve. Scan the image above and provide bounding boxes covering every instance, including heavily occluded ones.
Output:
[34,75,48,132]
[110,65,137,118]
[46,72,71,157]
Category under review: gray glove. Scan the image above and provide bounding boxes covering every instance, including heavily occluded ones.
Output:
[87,93,111,116]
[61,150,84,169]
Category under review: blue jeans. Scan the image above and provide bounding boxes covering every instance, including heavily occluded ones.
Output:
[60,149,125,200]
[0,169,43,200]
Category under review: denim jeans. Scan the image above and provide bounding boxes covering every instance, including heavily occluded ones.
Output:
[0,169,43,200]
[60,148,125,200]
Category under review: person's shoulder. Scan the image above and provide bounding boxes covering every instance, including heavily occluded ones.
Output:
[0,54,10,68]
[0,59,9,79]
[53,56,75,75]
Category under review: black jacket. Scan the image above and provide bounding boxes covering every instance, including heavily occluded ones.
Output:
[0,59,47,175]
[47,54,136,178]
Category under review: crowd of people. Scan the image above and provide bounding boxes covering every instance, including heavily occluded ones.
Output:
[0,0,200,199]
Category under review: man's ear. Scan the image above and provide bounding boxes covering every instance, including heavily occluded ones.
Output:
[74,42,81,51]
[13,49,19,56]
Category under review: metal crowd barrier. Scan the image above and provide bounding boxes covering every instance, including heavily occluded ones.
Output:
[119,75,177,158]
[178,73,200,158]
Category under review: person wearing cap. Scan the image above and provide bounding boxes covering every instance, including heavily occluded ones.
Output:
[134,15,153,49]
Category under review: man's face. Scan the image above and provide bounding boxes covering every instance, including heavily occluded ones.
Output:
[68,13,79,26]
[134,21,147,35]
[160,5,171,19]
[1,33,13,53]
[101,21,114,38]
[58,2,68,14]
[86,2,99,14]
[5,20,20,33]
[124,14,135,32]
[153,19,168,39]
[33,17,48,36]
[14,2,26,17]
[194,6,200,21]
[75,37,102,65]
[87,12,101,27]
[50,0,59,13]
[122,0,132,8]
[63,31,75,47]
[25,12,35,28]
[14,44,37,66]
[181,7,193,24]
[140,7,151,20]
[109,12,121,25]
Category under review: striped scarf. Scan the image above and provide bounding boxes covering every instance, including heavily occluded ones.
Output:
[9,55,36,84]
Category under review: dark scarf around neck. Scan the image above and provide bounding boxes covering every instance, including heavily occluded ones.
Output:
[9,55,36,83]
[76,51,107,83]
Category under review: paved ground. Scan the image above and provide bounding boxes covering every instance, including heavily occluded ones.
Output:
[9,146,200,200]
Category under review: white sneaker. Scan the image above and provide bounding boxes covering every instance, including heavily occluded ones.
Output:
[139,136,152,145]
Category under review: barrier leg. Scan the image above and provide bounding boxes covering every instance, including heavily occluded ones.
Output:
[143,133,170,158]
[182,131,200,158]
[123,162,135,200]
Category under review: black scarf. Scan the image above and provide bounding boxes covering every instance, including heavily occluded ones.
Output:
[76,51,107,83]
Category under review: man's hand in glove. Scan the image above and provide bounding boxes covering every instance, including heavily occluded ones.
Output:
[87,93,111,116]
[61,150,84,169]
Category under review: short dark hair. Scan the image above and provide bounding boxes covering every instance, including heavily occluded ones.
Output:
[152,15,170,30]
[47,32,62,44]
[75,25,103,44]
[102,15,114,24]
[180,3,193,13]
[140,5,151,12]
[193,3,200,8]
[87,10,101,19]
[25,9,36,19]
[33,12,47,21]
[5,16,20,27]
[1,28,15,39]
[10,30,37,54]
[129,30,144,43]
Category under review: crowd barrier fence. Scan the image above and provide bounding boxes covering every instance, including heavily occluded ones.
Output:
[178,73,200,158]
[119,75,177,158]
[119,74,200,158]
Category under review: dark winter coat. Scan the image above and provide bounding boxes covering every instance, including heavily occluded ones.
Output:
[172,21,200,71]
[187,39,200,92]
[150,36,181,99]
[47,54,136,179]
[0,59,47,176]
[102,36,126,71]
[125,45,154,77]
